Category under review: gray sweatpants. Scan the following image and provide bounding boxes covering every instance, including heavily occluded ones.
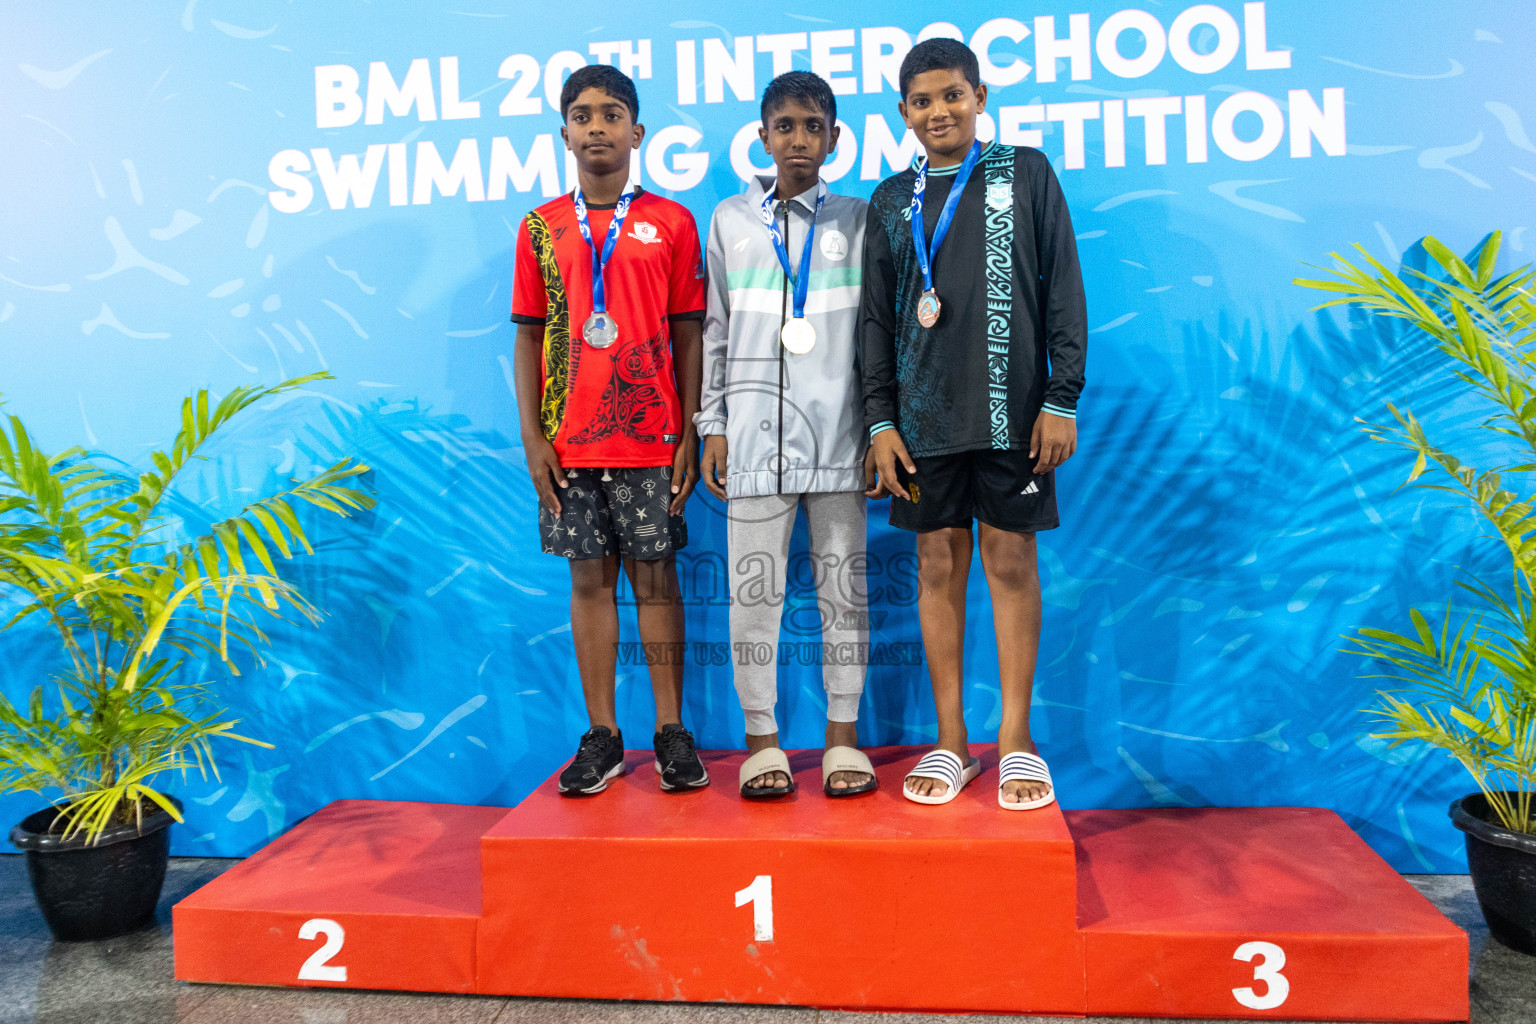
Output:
[728,491,868,736]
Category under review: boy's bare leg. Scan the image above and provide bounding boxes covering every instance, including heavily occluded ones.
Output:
[623,554,684,732]
[978,525,1049,805]
[906,526,973,798]
[570,556,622,733]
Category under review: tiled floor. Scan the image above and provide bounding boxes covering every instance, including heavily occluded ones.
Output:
[0,855,1530,1023]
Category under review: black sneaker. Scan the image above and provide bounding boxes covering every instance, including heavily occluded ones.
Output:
[654,723,710,791]
[557,725,625,796]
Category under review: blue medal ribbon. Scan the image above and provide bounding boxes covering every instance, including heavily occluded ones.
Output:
[573,184,636,317]
[758,184,825,320]
[908,140,983,294]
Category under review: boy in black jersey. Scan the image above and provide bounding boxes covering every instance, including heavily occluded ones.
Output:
[860,39,1087,809]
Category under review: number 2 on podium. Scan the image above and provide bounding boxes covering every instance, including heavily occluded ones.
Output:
[297,918,348,982]
[735,875,774,941]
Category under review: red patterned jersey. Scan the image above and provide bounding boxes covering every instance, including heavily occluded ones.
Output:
[511,189,705,468]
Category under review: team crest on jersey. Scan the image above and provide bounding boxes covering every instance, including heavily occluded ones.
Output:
[629,221,661,244]
[987,183,1011,210]
[820,229,848,262]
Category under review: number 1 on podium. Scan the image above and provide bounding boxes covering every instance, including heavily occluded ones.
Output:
[735,875,774,942]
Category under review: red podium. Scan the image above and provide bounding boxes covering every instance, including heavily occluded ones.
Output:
[174,745,1468,1019]
[478,746,1082,1012]
[174,799,505,993]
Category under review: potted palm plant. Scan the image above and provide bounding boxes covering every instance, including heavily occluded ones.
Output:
[1296,231,1536,953]
[0,373,373,940]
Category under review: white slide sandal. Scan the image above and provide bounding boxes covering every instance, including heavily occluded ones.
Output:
[739,747,795,799]
[822,745,878,797]
[998,751,1056,810]
[902,749,980,805]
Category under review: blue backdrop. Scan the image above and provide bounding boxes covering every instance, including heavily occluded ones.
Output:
[3,1,1534,869]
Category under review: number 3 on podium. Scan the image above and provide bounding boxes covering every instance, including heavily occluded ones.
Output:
[735,875,774,941]
[1232,940,1289,1010]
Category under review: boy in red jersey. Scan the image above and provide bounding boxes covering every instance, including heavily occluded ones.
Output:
[510,64,708,795]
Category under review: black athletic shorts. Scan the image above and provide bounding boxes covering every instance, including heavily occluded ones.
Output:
[889,447,1058,534]
[539,466,688,560]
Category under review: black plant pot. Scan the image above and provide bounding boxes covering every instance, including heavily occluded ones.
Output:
[8,797,181,942]
[1450,791,1536,955]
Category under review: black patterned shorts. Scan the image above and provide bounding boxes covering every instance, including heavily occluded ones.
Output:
[890,447,1059,534]
[539,466,689,560]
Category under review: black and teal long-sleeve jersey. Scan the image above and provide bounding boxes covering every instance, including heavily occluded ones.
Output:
[858,143,1088,458]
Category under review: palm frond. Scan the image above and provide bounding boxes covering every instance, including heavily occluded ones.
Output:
[109,373,332,560]
[1303,231,1536,834]
[0,374,368,843]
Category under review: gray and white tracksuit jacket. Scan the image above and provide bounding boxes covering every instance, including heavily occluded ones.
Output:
[695,176,868,497]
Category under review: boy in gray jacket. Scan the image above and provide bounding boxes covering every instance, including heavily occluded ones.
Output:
[696,72,874,799]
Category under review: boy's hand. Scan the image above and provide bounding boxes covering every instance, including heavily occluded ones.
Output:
[1031,412,1077,474]
[869,429,916,500]
[701,435,729,500]
[863,445,881,497]
[669,435,699,516]
[524,434,567,515]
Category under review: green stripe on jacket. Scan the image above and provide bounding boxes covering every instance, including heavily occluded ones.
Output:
[725,266,862,290]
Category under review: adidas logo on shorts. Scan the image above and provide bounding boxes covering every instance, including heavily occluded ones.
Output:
[1021,480,1040,495]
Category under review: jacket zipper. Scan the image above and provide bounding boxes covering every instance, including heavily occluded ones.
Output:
[777,201,789,496]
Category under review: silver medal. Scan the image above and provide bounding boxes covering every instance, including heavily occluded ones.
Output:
[916,289,942,329]
[780,317,816,355]
[583,311,618,348]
